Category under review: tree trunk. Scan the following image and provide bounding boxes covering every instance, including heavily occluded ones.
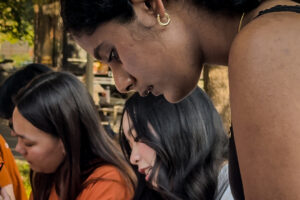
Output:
[33,1,62,68]
[203,64,231,133]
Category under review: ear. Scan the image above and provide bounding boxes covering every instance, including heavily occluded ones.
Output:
[152,0,167,18]
[131,0,168,26]
[58,139,66,156]
[131,0,167,15]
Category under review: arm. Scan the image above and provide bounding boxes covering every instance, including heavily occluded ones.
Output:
[228,13,300,199]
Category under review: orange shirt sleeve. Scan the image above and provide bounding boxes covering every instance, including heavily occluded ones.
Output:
[76,165,133,200]
[0,164,12,187]
[0,135,28,200]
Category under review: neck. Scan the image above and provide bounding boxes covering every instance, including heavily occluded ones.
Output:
[197,12,242,65]
[193,0,299,66]
[176,3,243,66]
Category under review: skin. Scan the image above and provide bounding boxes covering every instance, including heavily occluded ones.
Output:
[122,112,156,182]
[0,184,15,200]
[74,0,300,198]
[229,5,300,199]
[74,0,240,103]
[12,108,65,174]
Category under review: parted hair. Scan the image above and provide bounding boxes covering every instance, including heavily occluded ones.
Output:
[14,71,136,200]
[119,88,229,200]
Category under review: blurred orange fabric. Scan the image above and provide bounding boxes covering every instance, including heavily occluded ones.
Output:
[0,135,28,200]
[49,165,133,200]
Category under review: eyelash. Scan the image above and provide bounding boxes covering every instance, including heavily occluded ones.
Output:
[133,136,140,142]
[108,48,120,62]
[24,143,34,147]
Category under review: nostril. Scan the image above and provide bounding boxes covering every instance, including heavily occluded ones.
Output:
[126,84,133,91]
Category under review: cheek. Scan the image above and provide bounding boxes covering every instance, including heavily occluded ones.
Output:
[26,146,51,163]
[139,143,156,165]
[30,145,64,173]
[120,42,167,77]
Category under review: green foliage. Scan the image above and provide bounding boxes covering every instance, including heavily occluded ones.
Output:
[0,0,34,45]
[16,159,31,198]
[11,53,33,68]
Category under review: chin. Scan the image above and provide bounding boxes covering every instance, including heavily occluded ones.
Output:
[164,92,188,103]
[32,167,55,174]
[164,87,196,103]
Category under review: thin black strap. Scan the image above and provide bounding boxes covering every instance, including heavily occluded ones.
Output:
[257,5,300,17]
[229,126,245,200]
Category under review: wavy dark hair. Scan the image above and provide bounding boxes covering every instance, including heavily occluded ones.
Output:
[14,71,136,200]
[60,0,260,36]
[119,87,228,200]
[0,63,51,119]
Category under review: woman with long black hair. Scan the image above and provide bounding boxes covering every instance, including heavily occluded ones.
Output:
[120,88,232,200]
[11,71,136,200]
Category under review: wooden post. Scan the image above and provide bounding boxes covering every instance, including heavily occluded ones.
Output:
[86,54,94,96]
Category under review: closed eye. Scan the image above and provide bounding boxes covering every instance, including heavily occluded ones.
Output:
[24,143,34,147]
[133,136,140,142]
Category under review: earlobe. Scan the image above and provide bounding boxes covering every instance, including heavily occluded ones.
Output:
[153,0,167,18]
[152,0,171,26]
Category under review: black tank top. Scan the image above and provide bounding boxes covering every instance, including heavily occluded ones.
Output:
[229,4,300,200]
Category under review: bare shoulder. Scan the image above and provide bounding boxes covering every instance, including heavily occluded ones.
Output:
[230,11,300,68]
[228,12,300,200]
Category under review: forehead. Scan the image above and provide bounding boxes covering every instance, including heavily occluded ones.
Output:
[73,21,135,54]
[12,108,52,140]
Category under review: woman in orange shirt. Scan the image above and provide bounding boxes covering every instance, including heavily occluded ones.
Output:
[11,71,136,200]
[0,63,52,200]
[0,135,27,200]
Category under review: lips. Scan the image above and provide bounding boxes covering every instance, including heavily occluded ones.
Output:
[145,168,153,181]
[139,167,153,181]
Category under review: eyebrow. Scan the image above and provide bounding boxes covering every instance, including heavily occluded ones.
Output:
[93,43,104,61]
[11,127,30,140]
[13,131,29,140]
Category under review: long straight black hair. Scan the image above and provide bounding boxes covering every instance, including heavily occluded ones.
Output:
[120,87,228,200]
[14,71,136,200]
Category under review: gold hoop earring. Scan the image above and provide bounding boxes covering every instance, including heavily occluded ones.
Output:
[157,12,171,26]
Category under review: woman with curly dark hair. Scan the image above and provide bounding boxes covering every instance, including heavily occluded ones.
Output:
[60,0,300,198]
[120,87,232,200]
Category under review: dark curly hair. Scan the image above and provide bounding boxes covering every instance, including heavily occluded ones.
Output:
[60,0,260,36]
[119,87,229,200]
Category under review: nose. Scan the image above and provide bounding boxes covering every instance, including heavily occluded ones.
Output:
[15,139,26,156]
[129,147,140,166]
[111,66,135,93]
